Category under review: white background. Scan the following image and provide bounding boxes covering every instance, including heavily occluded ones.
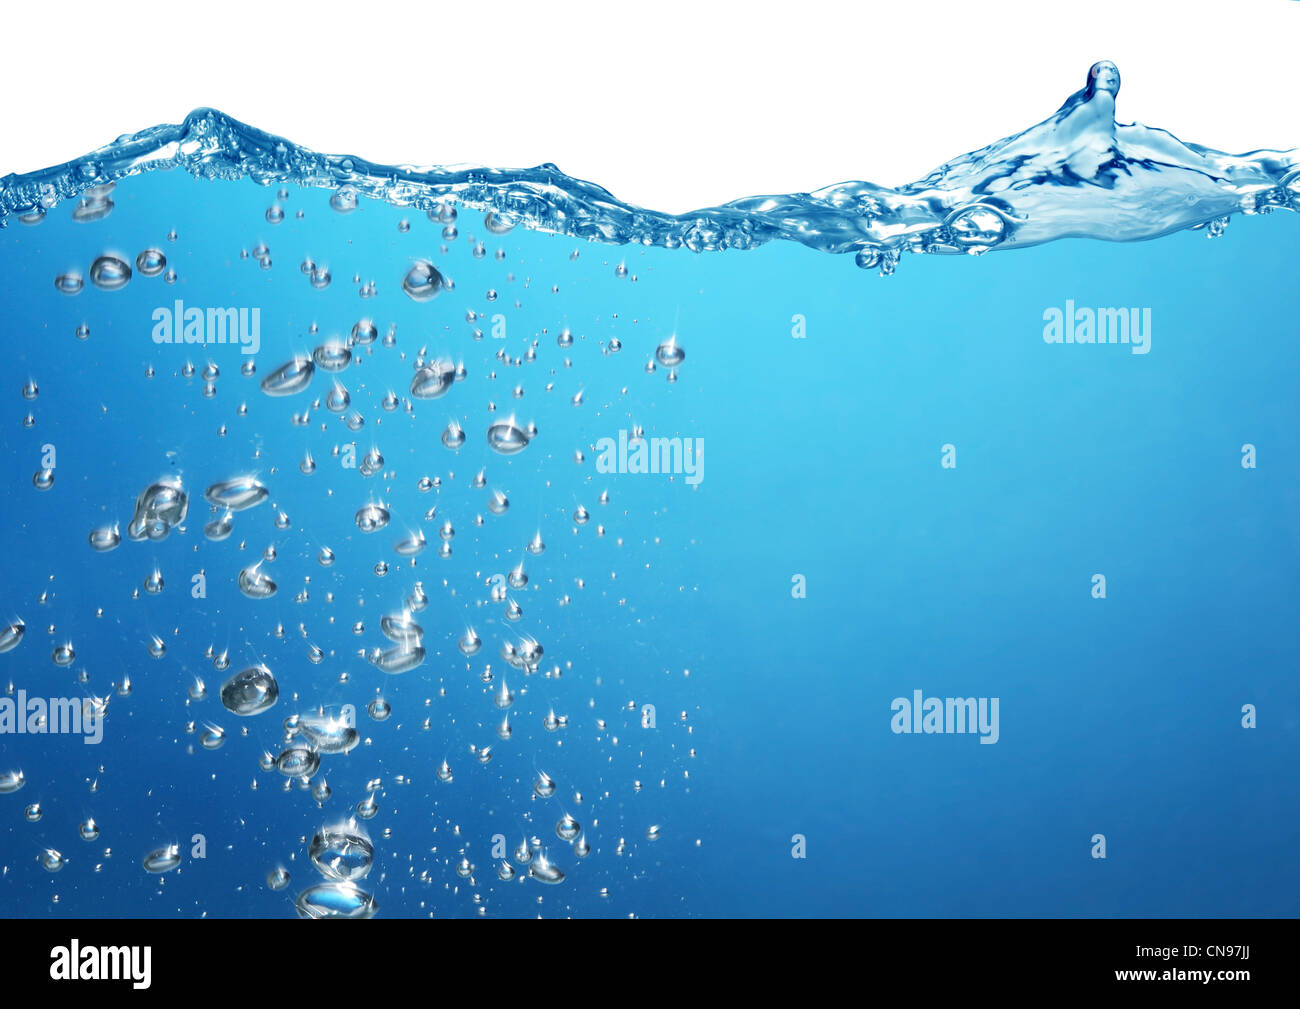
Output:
[1,0,1295,213]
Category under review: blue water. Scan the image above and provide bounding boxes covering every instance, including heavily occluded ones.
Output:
[1,63,1298,918]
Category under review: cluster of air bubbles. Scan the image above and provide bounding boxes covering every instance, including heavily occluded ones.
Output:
[309,823,373,880]
[126,479,188,541]
[410,359,456,399]
[854,247,901,276]
[1,156,724,916]
[355,502,391,533]
[370,608,426,674]
[298,708,361,754]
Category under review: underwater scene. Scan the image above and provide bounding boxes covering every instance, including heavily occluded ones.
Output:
[1,62,1298,918]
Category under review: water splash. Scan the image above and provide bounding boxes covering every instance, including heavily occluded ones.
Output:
[2,62,1297,268]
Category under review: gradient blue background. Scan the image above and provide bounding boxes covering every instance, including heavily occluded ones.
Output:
[0,169,1296,917]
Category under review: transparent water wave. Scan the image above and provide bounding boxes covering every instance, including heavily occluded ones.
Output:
[2,62,1297,271]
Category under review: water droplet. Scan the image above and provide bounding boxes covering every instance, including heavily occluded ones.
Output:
[529,851,565,885]
[946,204,1007,251]
[655,337,685,368]
[142,844,181,874]
[533,771,556,799]
[402,260,445,302]
[355,794,379,819]
[309,824,374,881]
[312,341,352,372]
[126,479,188,542]
[457,629,481,656]
[259,355,315,397]
[220,665,279,716]
[40,848,66,872]
[486,419,530,455]
[204,513,234,541]
[238,564,278,599]
[54,272,84,294]
[89,255,132,291]
[484,212,515,235]
[325,382,351,413]
[556,814,580,841]
[329,186,359,213]
[276,746,321,778]
[72,193,114,222]
[294,882,377,919]
[441,421,466,450]
[354,503,391,533]
[298,710,360,755]
[358,447,384,477]
[393,530,426,557]
[205,476,269,512]
[88,525,121,552]
[410,360,455,399]
[199,724,226,750]
[0,769,25,793]
[135,248,167,277]
[371,644,426,674]
[351,319,378,345]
